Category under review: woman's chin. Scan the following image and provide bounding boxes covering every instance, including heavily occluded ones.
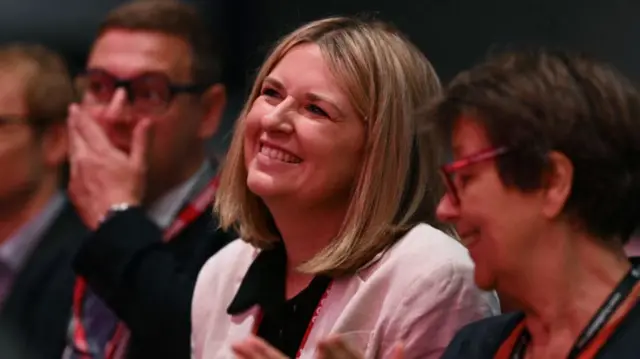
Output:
[247,175,285,199]
[473,267,497,291]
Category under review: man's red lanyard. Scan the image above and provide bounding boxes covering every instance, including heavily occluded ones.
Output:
[71,176,220,359]
[252,282,333,358]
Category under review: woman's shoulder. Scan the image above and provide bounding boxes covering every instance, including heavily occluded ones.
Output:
[441,312,523,359]
[374,223,502,312]
[192,239,256,326]
[445,303,640,359]
[383,223,473,274]
[359,223,485,304]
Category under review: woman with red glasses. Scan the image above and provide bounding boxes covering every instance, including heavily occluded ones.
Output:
[433,49,640,359]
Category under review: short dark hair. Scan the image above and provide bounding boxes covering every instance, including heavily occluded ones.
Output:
[0,43,74,131]
[98,0,221,85]
[430,48,640,243]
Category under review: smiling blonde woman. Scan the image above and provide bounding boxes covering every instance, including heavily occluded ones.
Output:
[191,16,499,359]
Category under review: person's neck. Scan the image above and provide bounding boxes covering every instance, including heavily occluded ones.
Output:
[145,150,206,205]
[268,200,347,299]
[504,227,631,357]
[0,175,59,245]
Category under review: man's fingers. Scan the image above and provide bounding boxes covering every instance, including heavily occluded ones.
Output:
[68,104,85,154]
[68,105,91,179]
[129,117,151,171]
[70,104,115,154]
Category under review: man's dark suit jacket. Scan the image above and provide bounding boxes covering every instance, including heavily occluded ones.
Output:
[73,206,235,359]
[0,201,88,359]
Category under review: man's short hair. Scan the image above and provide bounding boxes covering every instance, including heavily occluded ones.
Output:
[98,0,221,86]
[0,43,74,131]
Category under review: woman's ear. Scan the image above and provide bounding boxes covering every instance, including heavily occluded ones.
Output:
[541,151,574,219]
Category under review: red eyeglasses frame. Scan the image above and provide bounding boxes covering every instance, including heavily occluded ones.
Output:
[439,146,511,205]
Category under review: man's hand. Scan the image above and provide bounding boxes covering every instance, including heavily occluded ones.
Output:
[231,336,288,359]
[67,103,151,229]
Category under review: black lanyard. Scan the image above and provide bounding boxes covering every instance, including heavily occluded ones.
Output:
[510,265,640,359]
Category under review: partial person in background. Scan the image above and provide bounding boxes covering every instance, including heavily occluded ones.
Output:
[0,44,84,358]
[191,17,499,359]
[62,1,234,359]
[434,49,640,358]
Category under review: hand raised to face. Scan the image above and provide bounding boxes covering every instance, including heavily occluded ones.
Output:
[67,103,151,229]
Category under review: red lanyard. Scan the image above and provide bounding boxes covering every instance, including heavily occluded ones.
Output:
[252,281,333,358]
[71,176,220,359]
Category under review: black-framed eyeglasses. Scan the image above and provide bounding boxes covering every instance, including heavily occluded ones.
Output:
[75,68,207,114]
[440,146,511,205]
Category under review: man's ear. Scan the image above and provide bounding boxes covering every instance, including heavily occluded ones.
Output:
[40,122,68,169]
[541,151,574,219]
[198,83,226,139]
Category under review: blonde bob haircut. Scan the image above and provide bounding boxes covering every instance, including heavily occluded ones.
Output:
[216,16,445,276]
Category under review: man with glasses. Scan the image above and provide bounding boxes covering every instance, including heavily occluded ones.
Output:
[0,44,86,358]
[62,1,234,358]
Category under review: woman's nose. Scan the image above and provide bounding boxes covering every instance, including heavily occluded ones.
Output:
[436,194,460,224]
[261,97,296,134]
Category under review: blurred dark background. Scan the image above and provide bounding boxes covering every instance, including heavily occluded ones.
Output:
[0,0,638,154]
